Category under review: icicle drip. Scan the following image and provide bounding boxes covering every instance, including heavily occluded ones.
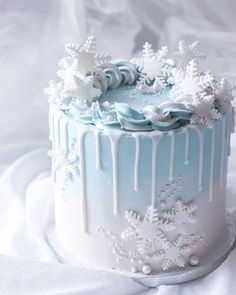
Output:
[56,116,61,147]
[151,136,161,207]
[169,132,175,181]
[49,106,53,141]
[220,117,226,188]
[184,127,190,165]
[95,131,102,170]
[110,135,120,216]
[196,128,204,191]
[209,126,215,202]
[64,119,69,155]
[78,131,88,233]
[227,111,231,156]
[134,135,141,191]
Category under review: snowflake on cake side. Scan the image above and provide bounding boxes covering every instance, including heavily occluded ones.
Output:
[98,178,206,274]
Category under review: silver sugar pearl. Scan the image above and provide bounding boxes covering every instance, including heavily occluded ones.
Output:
[189,255,200,266]
[142,264,152,275]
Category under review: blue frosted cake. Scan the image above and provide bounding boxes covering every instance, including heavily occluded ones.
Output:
[46,36,235,277]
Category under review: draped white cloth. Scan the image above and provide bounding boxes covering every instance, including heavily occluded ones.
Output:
[0,0,236,294]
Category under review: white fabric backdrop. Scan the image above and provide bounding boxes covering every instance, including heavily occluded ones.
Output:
[0,0,236,294]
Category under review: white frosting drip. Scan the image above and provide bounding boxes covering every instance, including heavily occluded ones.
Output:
[209,125,215,202]
[196,128,204,191]
[64,118,69,155]
[78,130,88,233]
[151,136,161,206]
[109,135,120,216]
[227,111,231,156]
[220,117,226,188]
[169,132,175,181]
[95,131,102,170]
[57,115,61,147]
[184,127,190,165]
[134,135,141,191]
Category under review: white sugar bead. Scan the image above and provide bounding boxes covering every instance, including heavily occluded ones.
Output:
[189,255,200,266]
[142,264,152,275]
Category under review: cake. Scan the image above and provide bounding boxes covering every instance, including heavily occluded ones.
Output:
[45,36,235,278]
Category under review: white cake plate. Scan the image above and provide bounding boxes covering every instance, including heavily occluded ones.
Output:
[47,218,236,288]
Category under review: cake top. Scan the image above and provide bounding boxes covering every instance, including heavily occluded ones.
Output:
[45,36,234,132]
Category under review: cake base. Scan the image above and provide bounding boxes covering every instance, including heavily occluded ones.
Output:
[48,217,235,287]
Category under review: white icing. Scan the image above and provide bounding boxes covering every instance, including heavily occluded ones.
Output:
[57,115,61,147]
[134,135,141,191]
[169,132,175,181]
[109,135,120,216]
[209,125,215,202]
[184,127,190,165]
[78,130,88,233]
[64,118,69,155]
[196,128,204,191]
[220,117,226,188]
[151,136,161,206]
[95,131,102,170]
[227,111,231,156]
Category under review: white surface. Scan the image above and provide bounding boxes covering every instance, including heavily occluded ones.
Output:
[1,0,236,294]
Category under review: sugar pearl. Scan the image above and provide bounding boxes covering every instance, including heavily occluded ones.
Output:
[189,255,200,266]
[142,264,152,275]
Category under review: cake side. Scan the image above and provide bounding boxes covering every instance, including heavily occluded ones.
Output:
[51,107,231,274]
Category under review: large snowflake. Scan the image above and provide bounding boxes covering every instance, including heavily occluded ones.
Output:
[55,35,110,100]
[214,78,234,112]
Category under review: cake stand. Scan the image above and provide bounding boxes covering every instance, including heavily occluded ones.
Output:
[47,217,236,288]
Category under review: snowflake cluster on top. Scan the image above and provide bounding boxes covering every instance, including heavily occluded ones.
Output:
[45,35,111,105]
[132,41,234,127]
[45,37,234,130]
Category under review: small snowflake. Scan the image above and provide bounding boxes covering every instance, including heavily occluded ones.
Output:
[214,78,234,112]
[157,232,191,270]
[170,59,214,103]
[159,177,182,209]
[44,80,64,105]
[175,40,205,66]
[132,42,174,93]
[187,92,221,128]
[64,35,111,75]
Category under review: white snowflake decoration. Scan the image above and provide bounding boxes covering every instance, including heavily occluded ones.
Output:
[132,42,174,93]
[55,35,110,101]
[170,59,214,102]
[44,80,64,105]
[214,78,234,112]
[121,206,174,255]
[161,199,198,232]
[98,179,206,274]
[157,232,191,270]
[175,40,205,66]
[64,35,111,75]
